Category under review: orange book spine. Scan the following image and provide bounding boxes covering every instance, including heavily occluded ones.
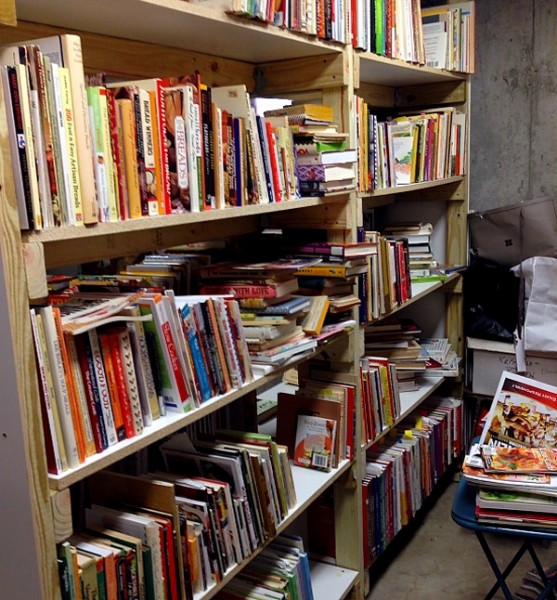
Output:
[52,307,86,462]
[106,330,136,439]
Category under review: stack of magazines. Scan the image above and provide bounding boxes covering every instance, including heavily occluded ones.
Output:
[463,371,557,527]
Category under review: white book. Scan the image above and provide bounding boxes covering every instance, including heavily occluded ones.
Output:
[38,305,80,468]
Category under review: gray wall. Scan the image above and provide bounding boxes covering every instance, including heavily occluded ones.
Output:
[470,0,557,211]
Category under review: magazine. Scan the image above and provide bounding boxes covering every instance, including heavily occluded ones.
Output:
[481,446,557,474]
[478,371,557,448]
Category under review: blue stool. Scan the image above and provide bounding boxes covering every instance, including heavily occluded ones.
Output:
[451,475,557,600]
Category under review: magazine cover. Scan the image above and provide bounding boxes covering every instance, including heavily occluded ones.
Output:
[479,371,557,448]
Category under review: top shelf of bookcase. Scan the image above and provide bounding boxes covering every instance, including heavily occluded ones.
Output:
[357,51,467,86]
[13,0,344,64]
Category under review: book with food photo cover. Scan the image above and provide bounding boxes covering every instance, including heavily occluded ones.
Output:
[293,414,337,472]
[479,371,557,448]
[481,446,557,474]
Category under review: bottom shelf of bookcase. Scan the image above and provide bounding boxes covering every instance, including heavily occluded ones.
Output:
[310,560,359,600]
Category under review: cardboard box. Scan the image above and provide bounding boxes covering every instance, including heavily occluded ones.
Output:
[466,337,557,396]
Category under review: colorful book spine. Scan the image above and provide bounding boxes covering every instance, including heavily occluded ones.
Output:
[59,66,84,225]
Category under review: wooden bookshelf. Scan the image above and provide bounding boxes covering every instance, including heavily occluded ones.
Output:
[0,1,471,598]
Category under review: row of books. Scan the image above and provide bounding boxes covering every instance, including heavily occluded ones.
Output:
[56,426,301,600]
[383,221,438,280]
[1,34,310,230]
[360,355,401,444]
[355,97,467,193]
[360,229,412,322]
[227,0,475,74]
[30,289,255,475]
[363,394,464,566]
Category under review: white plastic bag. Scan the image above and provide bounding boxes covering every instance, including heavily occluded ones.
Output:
[512,256,557,369]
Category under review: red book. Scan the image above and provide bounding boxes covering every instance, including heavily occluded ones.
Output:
[264,120,283,202]
[106,87,129,220]
[199,278,298,299]
[98,330,127,441]
[106,329,136,439]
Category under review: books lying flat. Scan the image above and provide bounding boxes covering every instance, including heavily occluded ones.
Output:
[249,336,317,365]
[264,103,334,123]
[296,148,357,166]
[482,446,557,474]
[297,163,357,182]
[286,240,376,259]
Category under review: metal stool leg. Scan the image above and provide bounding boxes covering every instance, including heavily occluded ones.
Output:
[476,531,528,600]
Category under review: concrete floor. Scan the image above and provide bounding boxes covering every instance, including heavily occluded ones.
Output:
[366,477,557,600]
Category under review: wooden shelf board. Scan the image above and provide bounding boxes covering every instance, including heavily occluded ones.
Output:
[360,175,464,202]
[365,376,445,449]
[310,560,360,600]
[23,195,345,245]
[14,0,342,63]
[357,52,465,86]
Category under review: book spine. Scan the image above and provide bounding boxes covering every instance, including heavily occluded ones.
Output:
[73,333,106,453]
[64,333,97,458]
[30,309,67,473]
[32,46,62,227]
[146,89,163,216]
[132,89,149,217]
[88,328,119,446]
[107,88,129,220]
[200,83,215,210]
[101,330,133,440]
[16,63,43,229]
[6,65,37,229]
[59,67,84,226]
[198,284,282,298]
[153,81,171,215]
[137,88,159,217]
[59,34,98,224]
[98,87,120,221]
[116,327,145,435]
[117,98,142,219]
[180,303,213,403]
[87,86,110,222]
[126,319,160,425]
[39,305,80,468]
[212,298,244,389]
[225,299,253,384]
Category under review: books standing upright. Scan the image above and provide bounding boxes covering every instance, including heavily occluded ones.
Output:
[30,34,98,224]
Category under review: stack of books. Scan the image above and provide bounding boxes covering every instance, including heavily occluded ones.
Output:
[196,260,321,366]
[463,371,557,528]
[264,103,357,196]
[419,337,461,377]
[383,222,438,280]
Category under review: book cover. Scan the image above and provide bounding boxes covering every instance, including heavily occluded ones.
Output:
[297,163,357,182]
[116,97,142,219]
[294,413,337,471]
[479,371,557,449]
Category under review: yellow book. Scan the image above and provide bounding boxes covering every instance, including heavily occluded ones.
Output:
[117,98,142,219]
[59,66,84,225]
[15,63,43,229]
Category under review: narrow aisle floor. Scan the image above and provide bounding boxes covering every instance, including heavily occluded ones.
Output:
[366,477,556,600]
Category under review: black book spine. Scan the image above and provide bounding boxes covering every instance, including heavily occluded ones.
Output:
[7,66,35,229]
[200,85,215,209]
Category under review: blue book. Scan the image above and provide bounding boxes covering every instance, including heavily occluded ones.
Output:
[180,304,213,403]
[255,295,311,315]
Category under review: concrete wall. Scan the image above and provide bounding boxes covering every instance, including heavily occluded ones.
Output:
[470,0,557,211]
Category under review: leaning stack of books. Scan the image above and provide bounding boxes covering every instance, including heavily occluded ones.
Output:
[196,259,321,366]
[463,371,557,528]
[264,103,356,196]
